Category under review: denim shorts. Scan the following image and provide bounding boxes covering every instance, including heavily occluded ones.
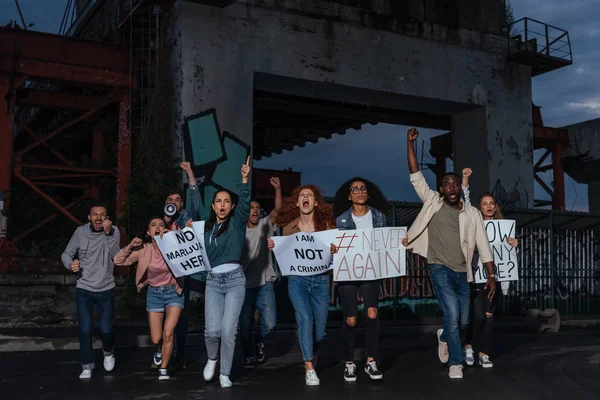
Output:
[146,285,184,312]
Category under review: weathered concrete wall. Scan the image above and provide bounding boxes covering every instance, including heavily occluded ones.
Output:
[563,118,600,213]
[175,1,533,207]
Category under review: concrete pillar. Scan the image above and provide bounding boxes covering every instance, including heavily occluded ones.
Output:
[452,107,489,202]
[589,181,600,214]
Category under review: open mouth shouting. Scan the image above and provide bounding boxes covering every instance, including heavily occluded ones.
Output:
[93,220,103,230]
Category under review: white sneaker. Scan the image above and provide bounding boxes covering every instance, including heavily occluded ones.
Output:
[479,354,494,368]
[219,374,233,388]
[79,369,92,379]
[449,365,464,379]
[203,359,218,381]
[437,329,449,363]
[464,347,475,366]
[103,355,115,372]
[305,369,320,386]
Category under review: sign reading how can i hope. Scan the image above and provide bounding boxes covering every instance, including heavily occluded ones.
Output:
[154,223,211,277]
[473,219,519,283]
[272,231,337,276]
[333,227,408,281]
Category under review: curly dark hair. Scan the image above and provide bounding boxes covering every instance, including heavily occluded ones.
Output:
[333,177,389,218]
[276,184,334,232]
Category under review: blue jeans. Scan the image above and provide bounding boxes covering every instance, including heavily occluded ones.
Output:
[287,274,330,362]
[204,267,246,376]
[76,288,115,370]
[429,264,470,366]
[239,282,277,358]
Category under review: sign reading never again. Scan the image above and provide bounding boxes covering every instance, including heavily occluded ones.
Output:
[333,227,407,281]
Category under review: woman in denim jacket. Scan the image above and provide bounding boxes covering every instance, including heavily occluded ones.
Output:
[333,177,388,382]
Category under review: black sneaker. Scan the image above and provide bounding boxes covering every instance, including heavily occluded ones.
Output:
[244,357,256,369]
[344,362,357,382]
[255,343,265,362]
[365,361,383,380]
[158,368,170,380]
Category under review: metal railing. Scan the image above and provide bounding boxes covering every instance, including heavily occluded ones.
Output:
[506,17,572,62]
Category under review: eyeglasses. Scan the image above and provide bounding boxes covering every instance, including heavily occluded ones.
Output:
[350,186,368,194]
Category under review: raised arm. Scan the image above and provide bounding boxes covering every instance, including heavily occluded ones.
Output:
[461,168,472,206]
[114,237,143,266]
[234,156,252,227]
[407,128,420,174]
[181,162,200,221]
[407,128,439,204]
[269,177,282,226]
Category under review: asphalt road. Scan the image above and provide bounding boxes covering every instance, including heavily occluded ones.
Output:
[2,328,600,400]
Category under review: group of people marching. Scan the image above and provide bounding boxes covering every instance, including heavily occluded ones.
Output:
[61,128,518,387]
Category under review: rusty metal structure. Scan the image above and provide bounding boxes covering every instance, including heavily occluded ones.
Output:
[0,27,132,267]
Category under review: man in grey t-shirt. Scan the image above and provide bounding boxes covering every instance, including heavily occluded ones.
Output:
[239,177,282,368]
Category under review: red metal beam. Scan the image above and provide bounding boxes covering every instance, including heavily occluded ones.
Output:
[16,99,114,157]
[18,163,115,175]
[552,143,566,210]
[0,54,132,88]
[0,27,132,88]
[17,90,114,111]
[116,93,131,225]
[0,76,16,227]
[17,119,72,165]
[33,182,88,189]
[29,173,111,180]
[14,170,82,226]
[14,195,88,242]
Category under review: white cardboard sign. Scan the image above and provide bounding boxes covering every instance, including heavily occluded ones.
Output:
[154,223,210,277]
[474,219,519,283]
[332,227,408,281]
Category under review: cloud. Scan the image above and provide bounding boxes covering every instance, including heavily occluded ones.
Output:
[566,99,600,113]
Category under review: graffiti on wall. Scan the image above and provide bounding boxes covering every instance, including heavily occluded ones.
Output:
[183,108,250,219]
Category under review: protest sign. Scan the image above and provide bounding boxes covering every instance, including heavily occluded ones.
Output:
[154,224,210,277]
[474,219,519,283]
[272,230,336,276]
[332,227,407,282]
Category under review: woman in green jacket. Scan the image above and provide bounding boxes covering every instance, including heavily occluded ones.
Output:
[201,157,251,388]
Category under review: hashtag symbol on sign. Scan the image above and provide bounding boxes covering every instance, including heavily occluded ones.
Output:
[335,232,357,253]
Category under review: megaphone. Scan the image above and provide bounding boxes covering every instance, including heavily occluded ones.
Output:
[164,203,177,217]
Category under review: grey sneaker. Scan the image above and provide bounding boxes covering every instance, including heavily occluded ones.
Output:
[449,365,464,379]
[464,347,475,366]
[437,329,449,363]
[479,354,494,368]
[305,369,320,386]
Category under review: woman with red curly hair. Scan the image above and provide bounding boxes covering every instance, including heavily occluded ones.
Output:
[268,184,335,386]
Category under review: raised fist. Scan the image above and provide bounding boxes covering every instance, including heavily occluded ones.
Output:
[407,128,419,142]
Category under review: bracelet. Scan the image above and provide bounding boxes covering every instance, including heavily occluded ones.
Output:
[488,274,495,278]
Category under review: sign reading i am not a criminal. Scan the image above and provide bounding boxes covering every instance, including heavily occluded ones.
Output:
[474,219,519,283]
[272,231,336,276]
[333,227,408,281]
[154,223,211,277]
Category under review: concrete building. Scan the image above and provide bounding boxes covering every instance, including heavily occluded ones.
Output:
[69,0,575,212]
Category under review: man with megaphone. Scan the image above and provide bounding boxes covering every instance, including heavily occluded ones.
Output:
[164,162,200,231]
